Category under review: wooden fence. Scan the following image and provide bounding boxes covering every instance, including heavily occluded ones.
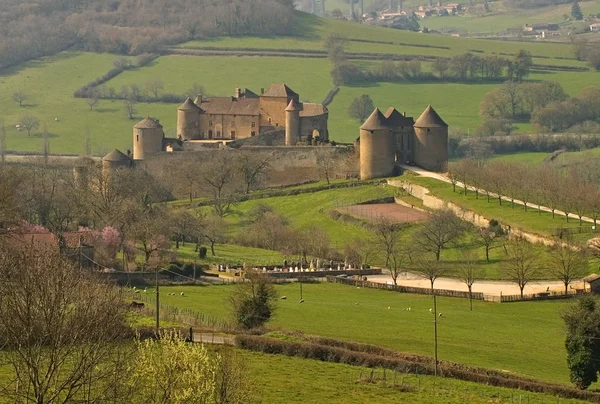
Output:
[326,276,484,300]
[492,290,581,303]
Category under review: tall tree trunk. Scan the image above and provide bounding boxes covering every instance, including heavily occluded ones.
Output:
[468,285,473,311]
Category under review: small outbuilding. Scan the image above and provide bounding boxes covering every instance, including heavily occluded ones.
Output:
[583,274,600,294]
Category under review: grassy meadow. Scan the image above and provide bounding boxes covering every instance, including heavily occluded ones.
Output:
[156,282,576,384]
[0,12,597,154]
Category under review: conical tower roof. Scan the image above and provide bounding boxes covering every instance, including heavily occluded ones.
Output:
[102,149,130,162]
[285,99,300,112]
[360,108,389,131]
[414,105,448,128]
[178,97,201,111]
[134,117,163,129]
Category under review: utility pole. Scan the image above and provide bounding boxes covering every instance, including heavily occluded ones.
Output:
[155,269,160,333]
[433,293,438,376]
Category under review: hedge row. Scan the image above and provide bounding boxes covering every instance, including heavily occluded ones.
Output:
[235,334,600,402]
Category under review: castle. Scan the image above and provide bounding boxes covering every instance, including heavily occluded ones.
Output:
[131,83,329,160]
[358,105,448,180]
[103,84,448,182]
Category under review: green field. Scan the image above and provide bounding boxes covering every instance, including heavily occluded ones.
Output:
[241,350,588,403]
[0,11,596,154]
[491,148,600,165]
[423,0,600,35]
[402,174,598,241]
[156,282,577,384]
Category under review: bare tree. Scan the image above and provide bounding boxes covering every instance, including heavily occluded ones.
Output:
[169,209,200,249]
[548,241,589,295]
[501,237,541,298]
[315,148,336,185]
[413,253,447,289]
[344,236,376,277]
[19,115,39,137]
[372,217,404,267]
[124,99,137,120]
[237,151,271,194]
[86,88,100,111]
[416,210,469,261]
[200,215,227,256]
[457,250,482,311]
[12,91,27,107]
[388,244,411,286]
[478,224,502,262]
[0,247,132,403]
[146,78,164,99]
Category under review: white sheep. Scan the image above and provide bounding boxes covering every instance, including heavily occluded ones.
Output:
[299,299,304,304]
[388,306,391,310]
[429,308,433,313]
[439,313,443,317]
[54,118,58,121]
[180,292,184,296]
[281,296,287,300]
[15,124,20,128]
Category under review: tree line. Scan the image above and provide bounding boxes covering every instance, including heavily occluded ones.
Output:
[449,158,600,226]
[0,0,295,69]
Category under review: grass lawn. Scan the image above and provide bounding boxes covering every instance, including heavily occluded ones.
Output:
[241,349,589,403]
[175,243,285,267]
[402,174,599,242]
[490,148,600,166]
[157,282,576,384]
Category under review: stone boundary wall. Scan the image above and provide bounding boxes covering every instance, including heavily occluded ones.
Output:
[389,180,558,246]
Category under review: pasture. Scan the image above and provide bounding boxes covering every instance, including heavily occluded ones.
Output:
[156,282,576,384]
[0,12,596,154]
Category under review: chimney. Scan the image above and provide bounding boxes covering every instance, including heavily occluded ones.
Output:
[234,88,241,98]
[404,111,406,116]
[260,88,264,94]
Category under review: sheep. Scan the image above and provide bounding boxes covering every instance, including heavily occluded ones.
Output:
[15,124,20,128]
[54,118,58,121]
[299,299,304,304]
[180,292,184,296]
[429,308,433,313]
[388,306,391,310]
[439,313,443,317]
[281,296,287,300]
[354,302,359,306]
[408,307,412,311]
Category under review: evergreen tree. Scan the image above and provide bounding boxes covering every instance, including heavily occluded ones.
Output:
[571,1,583,20]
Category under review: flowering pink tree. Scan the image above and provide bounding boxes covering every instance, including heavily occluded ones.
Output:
[101,226,121,260]
[13,221,50,234]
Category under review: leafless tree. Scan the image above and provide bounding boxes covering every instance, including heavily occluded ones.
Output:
[416,210,469,261]
[413,253,447,289]
[501,237,541,298]
[200,214,227,256]
[344,236,376,277]
[372,217,404,267]
[457,250,482,310]
[548,241,589,295]
[169,209,200,249]
[0,247,132,403]
[19,115,39,137]
[86,89,99,111]
[237,151,271,194]
[315,148,336,185]
[12,91,27,107]
[146,78,164,99]
[124,99,137,120]
[213,350,250,404]
[184,83,206,99]
[388,244,411,286]
[478,225,501,262]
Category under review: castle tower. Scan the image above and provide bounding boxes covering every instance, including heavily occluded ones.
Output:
[285,99,300,146]
[413,105,449,172]
[359,108,395,180]
[177,97,202,141]
[102,149,131,172]
[133,117,164,161]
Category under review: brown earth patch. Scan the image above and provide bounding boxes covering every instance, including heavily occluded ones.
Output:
[338,203,428,223]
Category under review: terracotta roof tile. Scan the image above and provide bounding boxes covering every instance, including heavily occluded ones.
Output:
[414,105,448,128]
[299,103,327,117]
[384,107,414,127]
[178,97,202,111]
[360,108,389,131]
[199,97,260,116]
[134,117,163,129]
[262,83,298,98]
[285,99,300,112]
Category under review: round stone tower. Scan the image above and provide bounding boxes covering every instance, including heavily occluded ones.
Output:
[177,97,202,141]
[359,108,395,180]
[133,117,164,160]
[413,105,449,172]
[285,99,300,146]
[102,149,131,173]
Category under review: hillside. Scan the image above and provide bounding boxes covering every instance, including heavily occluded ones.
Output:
[0,12,596,154]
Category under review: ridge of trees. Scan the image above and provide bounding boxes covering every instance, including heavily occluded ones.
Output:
[0,0,295,69]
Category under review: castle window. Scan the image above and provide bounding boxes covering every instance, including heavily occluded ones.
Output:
[231,131,236,139]
[136,135,139,142]
[251,122,256,128]
[268,117,272,124]
[208,130,213,139]
[427,129,431,133]
[217,131,221,138]
[209,121,213,127]
[251,131,256,137]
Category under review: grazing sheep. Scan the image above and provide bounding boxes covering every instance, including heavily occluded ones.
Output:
[180,292,184,296]
[299,299,304,304]
[354,302,359,306]
[54,118,58,121]
[408,307,412,311]
[388,306,391,310]
[429,308,433,313]
[281,296,287,300]
[439,313,443,317]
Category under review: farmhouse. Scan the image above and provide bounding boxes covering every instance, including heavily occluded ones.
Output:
[590,23,600,32]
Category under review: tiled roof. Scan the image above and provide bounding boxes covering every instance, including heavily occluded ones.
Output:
[299,103,328,117]
[414,105,448,128]
[360,108,389,131]
[102,149,130,162]
[384,107,414,127]
[134,117,163,129]
[262,83,298,98]
[199,97,260,116]
[178,97,202,111]
[285,99,300,112]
